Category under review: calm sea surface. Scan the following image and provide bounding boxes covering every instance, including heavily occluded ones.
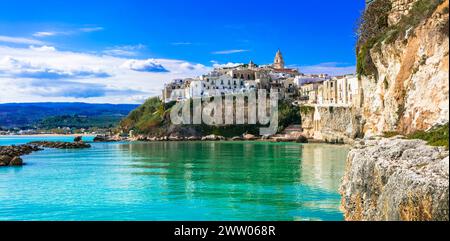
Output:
[0,136,349,221]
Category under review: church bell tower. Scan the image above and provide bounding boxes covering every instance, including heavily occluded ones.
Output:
[273,49,285,69]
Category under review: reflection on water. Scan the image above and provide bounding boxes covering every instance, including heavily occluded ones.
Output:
[299,144,349,192]
[118,141,348,220]
[0,138,348,221]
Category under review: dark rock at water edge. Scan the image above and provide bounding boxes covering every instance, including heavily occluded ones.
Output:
[0,144,42,157]
[1,141,91,167]
[0,155,12,166]
[93,135,123,142]
[9,156,23,166]
[28,141,91,149]
[0,144,43,167]
[296,136,309,143]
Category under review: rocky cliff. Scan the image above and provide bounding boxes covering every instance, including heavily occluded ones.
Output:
[360,0,449,136]
[340,137,449,221]
[340,0,449,221]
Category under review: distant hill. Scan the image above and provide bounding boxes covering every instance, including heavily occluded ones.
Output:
[0,102,139,129]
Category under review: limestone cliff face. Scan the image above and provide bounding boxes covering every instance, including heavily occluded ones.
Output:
[340,0,449,221]
[314,107,363,144]
[361,0,449,136]
[340,138,449,221]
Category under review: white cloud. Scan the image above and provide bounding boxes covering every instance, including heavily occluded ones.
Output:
[212,49,250,55]
[171,42,192,46]
[103,49,137,57]
[0,45,211,104]
[33,32,57,37]
[103,44,146,57]
[0,55,111,79]
[29,45,57,52]
[294,62,356,76]
[32,26,104,38]
[211,61,244,68]
[178,62,205,71]
[0,35,45,45]
[121,59,169,72]
[79,27,104,33]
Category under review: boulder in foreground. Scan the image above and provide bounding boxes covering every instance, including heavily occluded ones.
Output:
[340,137,449,221]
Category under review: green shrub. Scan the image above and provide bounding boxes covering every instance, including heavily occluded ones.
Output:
[300,105,315,114]
[407,123,449,149]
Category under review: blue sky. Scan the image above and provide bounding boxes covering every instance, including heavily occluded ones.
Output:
[0,0,365,103]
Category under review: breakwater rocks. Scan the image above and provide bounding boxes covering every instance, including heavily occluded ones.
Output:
[0,145,43,166]
[340,137,449,221]
[28,141,91,149]
[1,141,92,167]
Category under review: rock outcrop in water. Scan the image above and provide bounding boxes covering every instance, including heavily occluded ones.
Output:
[1,141,92,167]
[28,141,91,149]
[93,135,125,142]
[0,145,43,166]
[340,137,449,221]
[201,135,226,141]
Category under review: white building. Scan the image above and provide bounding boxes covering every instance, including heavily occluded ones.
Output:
[317,74,359,106]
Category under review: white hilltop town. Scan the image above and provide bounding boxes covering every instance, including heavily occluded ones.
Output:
[161,50,360,108]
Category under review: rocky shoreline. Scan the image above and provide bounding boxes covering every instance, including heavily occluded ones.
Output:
[340,137,449,221]
[28,141,91,149]
[0,144,43,166]
[0,139,92,167]
[127,133,310,143]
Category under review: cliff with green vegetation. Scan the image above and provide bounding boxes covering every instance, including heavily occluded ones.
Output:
[356,0,449,137]
[119,97,300,138]
[341,0,449,221]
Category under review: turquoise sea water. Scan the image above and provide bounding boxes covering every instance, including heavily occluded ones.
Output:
[0,136,349,221]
